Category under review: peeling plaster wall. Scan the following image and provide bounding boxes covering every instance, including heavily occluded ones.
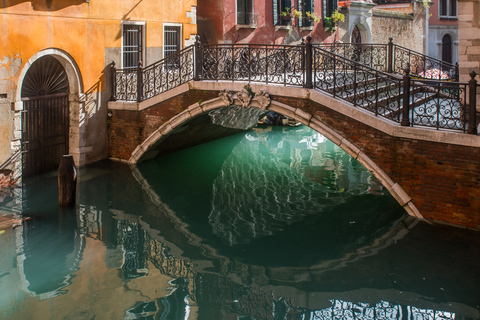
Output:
[0,55,22,165]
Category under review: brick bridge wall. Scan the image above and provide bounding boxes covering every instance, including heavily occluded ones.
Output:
[108,86,480,228]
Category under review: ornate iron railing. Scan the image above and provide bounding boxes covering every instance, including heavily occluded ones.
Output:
[313,46,403,123]
[317,43,389,72]
[112,46,194,102]
[111,36,478,135]
[201,44,305,86]
[393,44,458,80]
[409,79,468,131]
[317,39,459,80]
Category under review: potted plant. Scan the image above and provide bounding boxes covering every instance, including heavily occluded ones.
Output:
[324,10,345,32]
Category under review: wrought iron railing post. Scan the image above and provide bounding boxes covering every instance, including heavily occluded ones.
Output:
[455,62,459,82]
[194,35,202,81]
[111,61,117,101]
[467,71,478,135]
[305,35,313,89]
[387,37,394,74]
[401,64,411,126]
[137,61,143,103]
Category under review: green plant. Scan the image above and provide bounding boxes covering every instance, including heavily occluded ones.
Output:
[324,10,345,32]
[420,0,430,8]
[331,10,345,23]
[281,7,291,17]
[305,11,321,23]
[281,6,321,22]
[244,84,254,96]
[324,17,336,32]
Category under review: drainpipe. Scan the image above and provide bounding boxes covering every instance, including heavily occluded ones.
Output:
[425,2,429,55]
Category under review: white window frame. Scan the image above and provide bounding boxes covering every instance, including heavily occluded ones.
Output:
[163,23,183,59]
[439,0,457,18]
[121,21,146,69]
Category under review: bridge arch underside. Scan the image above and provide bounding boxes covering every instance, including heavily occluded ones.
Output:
[108,88,480,228]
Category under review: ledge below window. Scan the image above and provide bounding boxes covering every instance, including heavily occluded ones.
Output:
[236,24,257,30]
[439,16,458,20]
[275,25,292,31]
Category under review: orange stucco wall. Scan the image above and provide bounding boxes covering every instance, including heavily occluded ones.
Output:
[0,0,197,168]
[1,0,197,93]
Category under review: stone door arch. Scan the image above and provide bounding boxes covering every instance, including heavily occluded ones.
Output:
[16,49,83,178]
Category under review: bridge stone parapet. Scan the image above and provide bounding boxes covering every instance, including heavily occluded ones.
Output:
[108,81,480,228]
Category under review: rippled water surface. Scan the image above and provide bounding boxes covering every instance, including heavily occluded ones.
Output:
[0,125,479,319]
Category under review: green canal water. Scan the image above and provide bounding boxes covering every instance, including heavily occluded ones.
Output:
[0,125,479,319]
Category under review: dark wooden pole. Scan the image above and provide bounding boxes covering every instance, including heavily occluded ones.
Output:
[58,155,76,207]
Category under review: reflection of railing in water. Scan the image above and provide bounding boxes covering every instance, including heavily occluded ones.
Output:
[76,207,458,320]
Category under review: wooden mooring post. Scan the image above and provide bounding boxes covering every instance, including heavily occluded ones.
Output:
[58,155,76,207]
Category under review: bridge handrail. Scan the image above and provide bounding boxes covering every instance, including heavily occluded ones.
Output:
[393,43,458,80]
[316,42,390,72]
[199,43,305,86]
[312,44,404,123]
[110,36,478,135]
[112,46,195,102]
[316,39,459,81]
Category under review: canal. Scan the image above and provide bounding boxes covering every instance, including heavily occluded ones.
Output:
[0,125,479,319]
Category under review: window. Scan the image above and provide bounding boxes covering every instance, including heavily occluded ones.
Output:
[164,25,181,58]
[122,23,144,69]
[442,34,452,63]
[237,0,255,25]
[299,0,314,27]
[164,25,182,68]
[323,0,338,19]
[273,0,291,26]
[439,0,457,17]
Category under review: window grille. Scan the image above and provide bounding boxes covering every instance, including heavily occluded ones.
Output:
[122,24,143,69]
[164,26,181,58]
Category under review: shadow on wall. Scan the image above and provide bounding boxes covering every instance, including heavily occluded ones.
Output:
[79,65,110,164]
[1,0,87,10]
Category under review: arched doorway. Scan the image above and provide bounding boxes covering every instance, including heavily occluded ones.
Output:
[442,34,452,64]
[351,25,362,62]
[351,25,362,44]
[21,56,70,177]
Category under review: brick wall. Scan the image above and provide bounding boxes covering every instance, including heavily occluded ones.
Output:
[108,90,219,160]
[109,90,480,228]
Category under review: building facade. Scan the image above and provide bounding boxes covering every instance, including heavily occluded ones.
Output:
[197,0,337,44]
[428,0,459,64]
[0,0,197,179]
[198,0,427,54]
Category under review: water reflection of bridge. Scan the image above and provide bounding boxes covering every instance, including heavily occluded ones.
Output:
[2,191,478,318]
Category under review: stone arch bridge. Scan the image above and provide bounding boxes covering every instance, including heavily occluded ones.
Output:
[108,38,480,228]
